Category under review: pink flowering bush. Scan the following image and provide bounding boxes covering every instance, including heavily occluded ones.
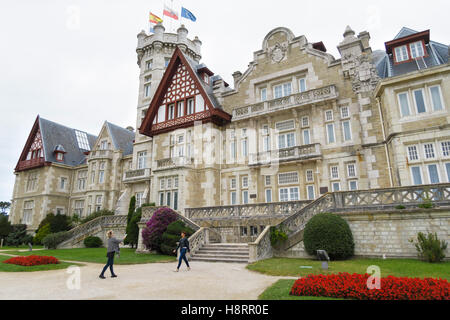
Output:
[141,207,178,252]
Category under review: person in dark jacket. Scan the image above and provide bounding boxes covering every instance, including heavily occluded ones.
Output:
[99,230,126,279]
[173,231,190,272]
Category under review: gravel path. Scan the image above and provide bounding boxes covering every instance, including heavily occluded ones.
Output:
[0,260,283,300]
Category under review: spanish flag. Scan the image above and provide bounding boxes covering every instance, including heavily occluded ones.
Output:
[149,12,163,24]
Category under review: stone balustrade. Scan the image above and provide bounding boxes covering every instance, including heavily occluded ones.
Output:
[232,85,338,121]
[123,168,151,183]
[185,200,311,221]
[88,149,113,160]
[156,157,194,170]
[249,143,322,166]
[248,226,273,263]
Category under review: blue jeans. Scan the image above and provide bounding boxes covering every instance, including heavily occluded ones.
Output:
[101,252,116,276]
[177,247,190,269]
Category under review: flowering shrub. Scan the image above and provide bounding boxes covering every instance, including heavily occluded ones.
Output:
[3,255,60,266]
[290,273,450,300]
[141,207,178,252]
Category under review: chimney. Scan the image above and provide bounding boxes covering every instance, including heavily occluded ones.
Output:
[232,71,242,89]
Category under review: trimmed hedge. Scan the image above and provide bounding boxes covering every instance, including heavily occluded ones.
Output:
[161,220,195,256]
[84,236,103,248]
[42,231,69,249]
[303,212,354,260]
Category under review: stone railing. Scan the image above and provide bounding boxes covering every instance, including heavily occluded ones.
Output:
[185,200,311,221]
[248,226,273,263]
[59,215,127,248]
[249,144,322,166]
[275,183,450,250]
[232,85,338,121]
[88,150,113,160]
[156,157,194,170]
[123,168,151,183]
[188,228,207,256]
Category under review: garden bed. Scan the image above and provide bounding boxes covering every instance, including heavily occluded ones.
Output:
[3,255,59,266]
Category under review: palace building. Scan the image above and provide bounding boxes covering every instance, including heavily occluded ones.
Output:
[9,23,449,233]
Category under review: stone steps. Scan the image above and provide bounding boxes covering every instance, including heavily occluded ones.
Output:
[190,243,249,263]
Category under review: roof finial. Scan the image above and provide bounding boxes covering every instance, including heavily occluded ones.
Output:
[343,25,355,38]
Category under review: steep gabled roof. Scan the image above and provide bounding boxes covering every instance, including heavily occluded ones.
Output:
[15,116,97,171]
[139,47,231,137]
[105,122,134,156]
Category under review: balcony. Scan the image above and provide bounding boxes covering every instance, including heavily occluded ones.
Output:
[232,85,338,121]
[155,157,194,171]
[88,150,113,160]
[123,168,151,183]
[16,157,45,172]
[249,143,322,166]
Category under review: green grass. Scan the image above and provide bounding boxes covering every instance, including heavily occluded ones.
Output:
[0,254,80,272]
[0,245,44,251]
[247,257,450,280]
[259,279,342,300]
[8,248,176,265]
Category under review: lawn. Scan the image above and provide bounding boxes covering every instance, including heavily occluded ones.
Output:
[0,245,44,251]
[259,279,342,300]
[247,257,450,280]
[0,254,79,272]
[253,258,450,300]
[8,248,176,265]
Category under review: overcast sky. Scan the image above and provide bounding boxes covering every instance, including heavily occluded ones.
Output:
[0,0,448,204]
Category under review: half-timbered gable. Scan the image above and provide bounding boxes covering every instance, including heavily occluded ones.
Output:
[139,47,231,137]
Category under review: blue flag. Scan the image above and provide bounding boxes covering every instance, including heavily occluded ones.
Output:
[181,7,196,22]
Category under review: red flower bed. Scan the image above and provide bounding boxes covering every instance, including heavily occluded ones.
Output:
[2,255,60,266]
[290,273,450,300]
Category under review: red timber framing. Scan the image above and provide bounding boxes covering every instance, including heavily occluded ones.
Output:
[15,116,50,172]
[139,47,231,137]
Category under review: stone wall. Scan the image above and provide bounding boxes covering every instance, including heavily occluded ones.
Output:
[277,208,450,259]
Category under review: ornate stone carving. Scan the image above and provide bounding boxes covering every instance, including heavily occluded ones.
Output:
[270,43,287,63]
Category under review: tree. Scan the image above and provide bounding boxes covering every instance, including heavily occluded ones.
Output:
[125,208,142,249]
[0,215,12,240]
[0,201,11,215]
[127,196,136,224]
[6,224,33,246]
[50,213,71,233]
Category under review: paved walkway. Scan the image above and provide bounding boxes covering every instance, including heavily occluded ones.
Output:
[0,260,285,300]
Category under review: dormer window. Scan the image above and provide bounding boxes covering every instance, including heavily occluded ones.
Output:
[394,45,409,63]
[410,41,425,59]
[56,152,64,161]
[54,144,66,162]
[203,73,209,85]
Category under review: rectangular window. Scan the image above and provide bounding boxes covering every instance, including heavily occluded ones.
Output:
[250,226,259,237]
[166,192,171,207]
[173,191,178,211]
[445,163,450,182]
[265,189,272,203]
[330,166,339,179]
[278,172,299,185]
[231,191,237,205]
[411,166,423,185]
[242,191,249,204]
[398,92,411,117]
[279,188,289,202]
[307,185,315,200]
[23,201,34,225]
[144,83,151,97]
[157,105,165,123]
[74,200,84,217]
[273,82,291,98]
[441,141,450,157]
[408,146,419,161]
[242,176,248,189]
[98,171,105,184]
[240,226,248,237]
[306,170,314,182]
[302,116,309,128]
[279,187,299,201]
[413,89,426,114]
[332,182,340,192]
[60,177,67,190]
[263,136,270,152]
[278,133,295,149]
[77,170,87,190]
[26,172,38,192]
[427,164,440,184]
[349,180,358,191]
[146,60,153,70]
[347,164,356,178]
[159,192,164,206]
[327,124,335,144]
[230,178,236,190]
[325,110,334,122]
[187,99,195,115]
[289,187,299,201]
[137,151,147,169]
[303,129,310,145]
[395,45,409,62]
[164,58,170,68]
[430,86,444,111]
[135,192,144,208]
[242,138,248,157]
[342,121,352,141]
[265,176,271,186]
[409,41,425,58]
[168,104,175,120]
[230,141,236,160]
[424,144,435,159]
[177,101,184,117]
[340,106,350,119]
[299,78,307,92]
[167,178,172,189]
[160,178,165,190]
[260,88,267,101]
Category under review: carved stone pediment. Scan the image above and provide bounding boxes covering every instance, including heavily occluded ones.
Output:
[270,43,287,63]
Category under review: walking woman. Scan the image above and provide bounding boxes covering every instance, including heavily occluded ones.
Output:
[99,230,126,279]
[173,231,191,272]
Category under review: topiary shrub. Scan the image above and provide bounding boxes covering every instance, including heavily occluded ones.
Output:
[410,232,447,263]
[141,207,178,253]
[303,212,354,260]
[124,208,142,249]
[160,220,195,256]
[33,223,51,245]
[84,236,103,248]
[42,231,69,249]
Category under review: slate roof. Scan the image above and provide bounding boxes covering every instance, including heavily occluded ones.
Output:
[105,122,135,156]
[39,117,97,166]
[373,27,449,79]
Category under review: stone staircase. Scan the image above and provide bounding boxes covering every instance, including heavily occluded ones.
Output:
[190,243,249,263]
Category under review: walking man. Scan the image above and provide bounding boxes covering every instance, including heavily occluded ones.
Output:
[173,231,190,272]
[99,230,125,279]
